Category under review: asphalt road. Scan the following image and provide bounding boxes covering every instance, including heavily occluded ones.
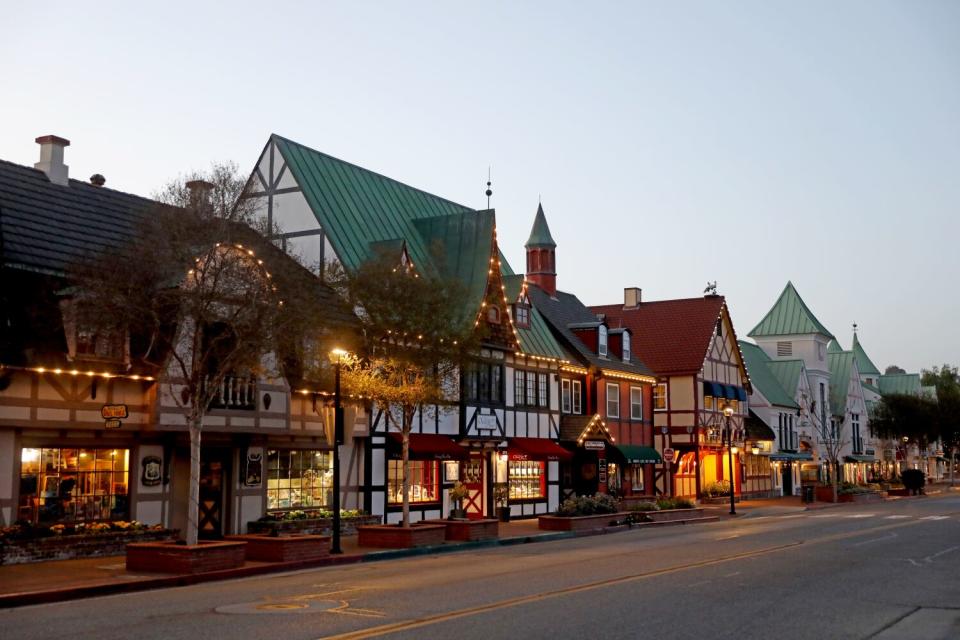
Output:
[3,495,960,640]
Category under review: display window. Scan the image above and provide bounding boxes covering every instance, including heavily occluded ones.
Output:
[388,460,440,504]
[266,449,333,510]
[19,447,130,524]
[508,459,546,500]
[630,465,645,492]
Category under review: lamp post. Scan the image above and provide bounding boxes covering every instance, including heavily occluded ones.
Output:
[723,403,737,515]
[330,348,348,554]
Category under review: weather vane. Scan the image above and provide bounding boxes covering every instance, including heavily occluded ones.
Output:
[485,167,493,209]
[704,281,718,295]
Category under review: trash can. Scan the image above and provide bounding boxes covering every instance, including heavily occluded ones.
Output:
[802,485,815,504]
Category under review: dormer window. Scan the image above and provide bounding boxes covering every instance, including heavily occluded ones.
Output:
[598,325,608,357]
[487,306,501,324]
[622,331,631,362]
[513,301,530,328]
[61,299,126,362]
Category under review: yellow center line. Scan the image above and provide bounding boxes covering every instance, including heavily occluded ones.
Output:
[316,513,957,640]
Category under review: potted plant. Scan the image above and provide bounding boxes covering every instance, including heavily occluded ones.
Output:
[494,483,510,522]
[449,482,469,520]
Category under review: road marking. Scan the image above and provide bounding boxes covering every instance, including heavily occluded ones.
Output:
[316,516,958,640]
[844,514,875,518]
[722,571,741,578]
[851,533,897,547]
[715,534,740,540]
[884,515,911,519]
[920,515,950,520]
[809,514,840,518]
[923,546,959,563]
[778,514,806,519]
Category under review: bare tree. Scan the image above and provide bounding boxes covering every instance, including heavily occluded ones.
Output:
[818,414,848,502]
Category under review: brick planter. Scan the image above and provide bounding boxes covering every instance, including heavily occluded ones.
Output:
[126,540,247,574]
[815,486,885,503]
[699,496,741,505]
[356,523,447,548]
[247,514,380,536]
[224,534,330,563]
[886,488,913,497]
[618,496,657,511]
[424,519,500,542]
[538,512,630,532]
[644,507,705,522]
[0,530,176,566]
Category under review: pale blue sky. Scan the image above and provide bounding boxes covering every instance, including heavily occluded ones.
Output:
[2,1,957,372]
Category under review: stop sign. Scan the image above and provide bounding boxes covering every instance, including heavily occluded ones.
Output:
[663,448,675,463]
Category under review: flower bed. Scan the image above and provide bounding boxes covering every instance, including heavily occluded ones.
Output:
[126,540,247,574]
[224,534,330,563]
[424,518,500,542]
[815,485,885,503]
[356,523,447,548]
[538,512,631,532]
[247,511,380,536]
[0,522,175,565]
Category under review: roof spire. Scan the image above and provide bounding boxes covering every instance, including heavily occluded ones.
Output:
[525,201,556,248]
[852,322,858,335]
[485,167,492,209]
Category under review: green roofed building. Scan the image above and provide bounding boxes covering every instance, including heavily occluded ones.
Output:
[242,134,570,523]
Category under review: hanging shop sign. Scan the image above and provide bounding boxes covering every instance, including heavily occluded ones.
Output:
[244,451,263,487]
[141,456,162,486]
[104,419,122,429]
[101,404,129,419]
[584,440,606,450]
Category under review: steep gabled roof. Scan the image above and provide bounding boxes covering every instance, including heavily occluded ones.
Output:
[525,203,556,248]
[591,296,728,376]
[0,159,158,276]
[271,134,474,273]
[739,341,799,409]
[878,373,922,396]
[827,350,857,416]
[528,285,654,376]
[748,282,835,340]
[827,339,844,354]
[503,275,568,361]
[766,359,805,400]
[851,333,882,376]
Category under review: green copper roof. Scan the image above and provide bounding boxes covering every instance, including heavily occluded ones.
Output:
[878,373,922,396]
[739,341,799,409]
[827,339,843,354]
[273,135,474,273]
[525,203,556,248]
[767,359,805,400]
[862,381,882,396]
[503,274,569,360]
[851,333,881,376]
[827,350,856,416]
[748,282,835,339]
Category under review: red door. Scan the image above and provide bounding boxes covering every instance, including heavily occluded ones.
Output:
[463,453,485,519]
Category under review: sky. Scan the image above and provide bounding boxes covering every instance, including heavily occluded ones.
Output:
[2,1,958,373]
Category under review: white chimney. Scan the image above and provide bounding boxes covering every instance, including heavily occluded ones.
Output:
[35,135,70,186]
[624,287,642,308]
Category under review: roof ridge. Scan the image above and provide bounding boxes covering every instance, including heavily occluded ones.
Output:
[593,295,726,308]
[0,158,157,204]
[271,134,475,213]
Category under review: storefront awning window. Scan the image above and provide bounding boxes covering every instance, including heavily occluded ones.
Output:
[703,381,724,397]
[387,433,468,460]
[509,437,573,462]
[614,445,662,465]
[844,454,876,463]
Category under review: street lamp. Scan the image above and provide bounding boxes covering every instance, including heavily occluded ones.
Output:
[330,347,348,554]
[723,403,737,515]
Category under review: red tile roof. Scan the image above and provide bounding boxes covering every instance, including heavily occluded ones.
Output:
[590,295,727,376]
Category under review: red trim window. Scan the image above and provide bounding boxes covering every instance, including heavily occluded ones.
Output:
[508,459,546,500]
[654,383,667,411]
[388,460,439,505]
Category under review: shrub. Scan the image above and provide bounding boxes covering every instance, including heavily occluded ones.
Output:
[838,482,873,495]
[901,469,925,492]
[656,497,695,510]
[703,481,731,497]
[627,501,660,512]
[555,493,619,517]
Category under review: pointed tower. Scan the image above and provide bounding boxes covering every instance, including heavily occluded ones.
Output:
[525,203,557,296]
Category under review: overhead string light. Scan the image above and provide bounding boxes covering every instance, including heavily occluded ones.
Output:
[1,364,156,383]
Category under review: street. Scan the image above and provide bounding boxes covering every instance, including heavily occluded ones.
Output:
[4,495,960,639]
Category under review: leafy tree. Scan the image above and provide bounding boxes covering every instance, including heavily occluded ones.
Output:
[922,364,960,485]
[326,251,479,527]
[73,164,340,544]
[885,365,906,375]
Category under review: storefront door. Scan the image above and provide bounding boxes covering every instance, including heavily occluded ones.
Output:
[463,453,485,519]
[198,450,229,539]
[782,462,793,496]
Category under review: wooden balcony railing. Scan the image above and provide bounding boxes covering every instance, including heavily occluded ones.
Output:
[207,375,257,410]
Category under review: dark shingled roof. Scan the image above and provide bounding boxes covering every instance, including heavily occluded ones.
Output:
[0,159,158,276]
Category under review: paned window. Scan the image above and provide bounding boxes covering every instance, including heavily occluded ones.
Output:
[388,460,439,504]
[598,325,608,357]
[561,379,572,413]
[509,460,545,499]
[19,448,129,524]
[606,383,620,418]
[514,370,543,408]
[572,380,583,414]
[465,361,504,404]
[514,370,525,406]
[514,304,530,328]
[622,332,631,362]
[538,373,549,408]
[654,383,667,411]
[266,449,333,510]
[630,386,644,420]
[526,371,537,407]
[704,395,714,410]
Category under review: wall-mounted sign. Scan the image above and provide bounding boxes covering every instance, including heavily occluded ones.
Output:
[598,458,608,484]
[101,404,128,419]
[244,451,262,487]
[104,419,122,429]
[141,456,162,486]
[476,414,498,431]
[663,448,676,463]
[584,440,606,450]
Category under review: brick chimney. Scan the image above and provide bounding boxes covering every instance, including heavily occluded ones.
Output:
[624,287,642,309]
[35,135,70,186]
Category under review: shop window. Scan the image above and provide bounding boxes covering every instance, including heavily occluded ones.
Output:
[509,460,546,500]
[630,465,645,492]
[561,379,572,413]
[266,449,332,510]
[388,460,439,504]
[704,395,714,410]
[654,383,667,411]
[572,380,583,414]
[630,386,643,420]
[677,451,696,475]
[606,383,620,418]
[18,447,129,524]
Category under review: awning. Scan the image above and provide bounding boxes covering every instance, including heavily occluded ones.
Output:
[736,387,748,402]
[614,445,662,464]
[722,384,738,399]
[509,437,573,462]
[703,381,724,397]
[844,454,876,463]
[745,411,776,441]
[769,452,814,462]
[387,433,468,460]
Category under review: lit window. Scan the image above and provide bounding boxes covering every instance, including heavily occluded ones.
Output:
[509,460,546,499]
[654,383,667,411]
[606,383,620,418]
[267,450,332,510]
[623,332,631,362]
[598,325,608,357]
[630,386,643,420]
[388,460,439,504]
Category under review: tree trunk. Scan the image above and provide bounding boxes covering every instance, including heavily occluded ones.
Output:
[832,459,839,503]
[401,409,411,528]
[186,417,202,546]
[951,446,956,487]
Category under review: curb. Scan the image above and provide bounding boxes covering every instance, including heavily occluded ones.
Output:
[0,516,716,609]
